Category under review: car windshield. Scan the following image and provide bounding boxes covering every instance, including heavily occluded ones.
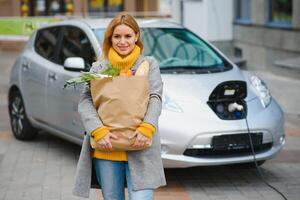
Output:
[93,27,232,74]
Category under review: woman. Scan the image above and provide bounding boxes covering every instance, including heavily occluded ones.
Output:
[73,13,166,200]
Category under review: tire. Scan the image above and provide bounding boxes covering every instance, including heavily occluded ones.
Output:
[8,89,38,140]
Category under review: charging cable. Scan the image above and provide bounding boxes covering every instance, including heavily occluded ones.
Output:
[245,118,288,200]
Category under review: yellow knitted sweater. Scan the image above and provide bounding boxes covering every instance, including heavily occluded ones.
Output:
[91,46,156,161]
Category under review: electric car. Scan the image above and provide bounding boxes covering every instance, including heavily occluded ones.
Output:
[8,19,285,168]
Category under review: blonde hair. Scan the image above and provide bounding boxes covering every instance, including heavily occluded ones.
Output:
[101,12,143,59]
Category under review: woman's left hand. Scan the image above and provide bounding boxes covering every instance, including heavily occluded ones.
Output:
[131,130,150,148]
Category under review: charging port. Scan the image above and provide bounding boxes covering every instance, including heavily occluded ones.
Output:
[207,81,247,120]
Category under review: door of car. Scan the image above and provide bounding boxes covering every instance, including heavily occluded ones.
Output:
[45,25,97,138]
[21,26,61,123]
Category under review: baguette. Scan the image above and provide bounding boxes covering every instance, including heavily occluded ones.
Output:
[135,60,149,76]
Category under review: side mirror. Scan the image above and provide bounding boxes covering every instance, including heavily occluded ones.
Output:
[64,57,85,71]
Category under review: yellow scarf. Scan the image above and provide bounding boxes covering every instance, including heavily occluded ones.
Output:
[108,45,141,72]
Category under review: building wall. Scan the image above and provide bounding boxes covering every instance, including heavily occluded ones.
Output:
[233,0,300,72]
[293,0,300,28]
[206,0,233,41]
[182,0,233,42]
[0,0,20,16]
[0,0,13,16]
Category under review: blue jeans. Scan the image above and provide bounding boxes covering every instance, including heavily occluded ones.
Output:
[93,159,154,200]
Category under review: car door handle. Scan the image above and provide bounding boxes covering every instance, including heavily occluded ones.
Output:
[48,72,58,80]
[22,63,29,70]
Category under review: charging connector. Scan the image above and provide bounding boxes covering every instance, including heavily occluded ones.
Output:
[228,102,244,112]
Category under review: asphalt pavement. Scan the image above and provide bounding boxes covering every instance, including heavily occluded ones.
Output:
[0,50,300,200]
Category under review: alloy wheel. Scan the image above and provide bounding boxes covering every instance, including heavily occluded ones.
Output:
[10,95,25,136]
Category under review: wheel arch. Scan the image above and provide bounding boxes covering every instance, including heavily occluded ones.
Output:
[8,85,38,140]
[8,85,21,102]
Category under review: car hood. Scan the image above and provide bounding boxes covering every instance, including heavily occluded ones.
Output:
[161,67,256,104]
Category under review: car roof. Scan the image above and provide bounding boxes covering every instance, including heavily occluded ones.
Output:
[42,18,183,30]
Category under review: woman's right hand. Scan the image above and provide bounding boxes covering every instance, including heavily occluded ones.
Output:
[96,132,119,150]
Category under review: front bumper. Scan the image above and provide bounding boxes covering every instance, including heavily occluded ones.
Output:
[161,98,285,168]
[162,138,284,168]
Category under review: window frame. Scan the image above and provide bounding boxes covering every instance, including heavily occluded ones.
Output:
[234,0,252,25]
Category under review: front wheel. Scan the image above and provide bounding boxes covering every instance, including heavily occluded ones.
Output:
[8,89,38,140]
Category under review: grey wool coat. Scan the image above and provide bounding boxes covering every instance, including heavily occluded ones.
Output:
[73,56,167,198]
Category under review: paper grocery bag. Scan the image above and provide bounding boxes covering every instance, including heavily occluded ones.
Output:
[89,75,151,151]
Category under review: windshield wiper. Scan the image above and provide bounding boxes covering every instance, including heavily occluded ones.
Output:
[160,66,224,74]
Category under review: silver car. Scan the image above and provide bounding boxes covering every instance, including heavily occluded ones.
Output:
[8,19,285,168]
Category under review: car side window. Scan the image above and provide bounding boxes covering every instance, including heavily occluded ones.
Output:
[34,27,61,62]
[58,26,96,69]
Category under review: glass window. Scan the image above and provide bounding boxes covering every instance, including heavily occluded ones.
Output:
[89,0,124,15]
[107,0,123,12]
[93,28,105,43]
[58,27,96,69]
[269,0,292,26]
[89,0,105,12]
[142,28,227,70]
[235,0,251,23]
[34,27,61,62]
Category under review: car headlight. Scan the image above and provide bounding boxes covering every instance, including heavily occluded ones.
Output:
[250,75,271,108]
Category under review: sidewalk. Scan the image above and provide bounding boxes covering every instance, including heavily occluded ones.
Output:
[0,36,27,51]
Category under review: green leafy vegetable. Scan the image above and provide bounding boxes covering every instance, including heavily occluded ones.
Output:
[63,65,120,89]
[101,67,120,77]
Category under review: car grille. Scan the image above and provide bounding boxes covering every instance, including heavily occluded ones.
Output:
[183,142,273,158]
